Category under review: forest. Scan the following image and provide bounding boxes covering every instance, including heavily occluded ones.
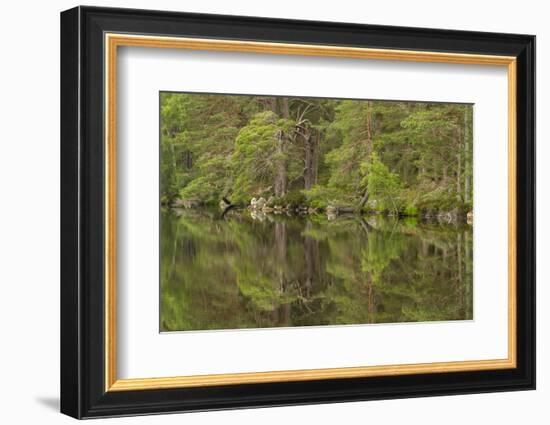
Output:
[160,92,473,220]
[159,92,474,331]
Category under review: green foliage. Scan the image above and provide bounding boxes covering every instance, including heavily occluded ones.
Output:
[230,111,291,203]
[160,93,473,216]
[403,203,419,216]
[324,100,374,196]
[269,191,307,208]
[303,185,350,209]
[363,152,404,213]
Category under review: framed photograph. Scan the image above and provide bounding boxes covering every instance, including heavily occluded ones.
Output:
[60,6,535,419]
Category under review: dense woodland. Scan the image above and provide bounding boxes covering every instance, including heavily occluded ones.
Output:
[160,93,473,218]
[160,93,474,331]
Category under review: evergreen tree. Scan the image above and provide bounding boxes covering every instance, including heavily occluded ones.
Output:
[160,93,473,217]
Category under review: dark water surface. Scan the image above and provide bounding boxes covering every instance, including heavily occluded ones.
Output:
[160,209,473,332]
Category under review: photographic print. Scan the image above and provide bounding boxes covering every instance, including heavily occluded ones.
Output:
[61,9,535,416]
[160,92,473,332]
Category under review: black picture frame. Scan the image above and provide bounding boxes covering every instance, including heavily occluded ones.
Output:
[61,5,535,419]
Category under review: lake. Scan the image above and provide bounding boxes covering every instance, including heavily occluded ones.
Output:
[160,208,473,332]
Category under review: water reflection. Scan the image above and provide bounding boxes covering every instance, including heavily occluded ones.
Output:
[160,209,473,332]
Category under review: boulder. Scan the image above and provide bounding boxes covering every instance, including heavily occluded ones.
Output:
[436,211,457,224]
[256,197,266,209]
[250,210,266,221]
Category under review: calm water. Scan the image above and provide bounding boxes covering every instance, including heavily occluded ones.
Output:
[160,209,473,332]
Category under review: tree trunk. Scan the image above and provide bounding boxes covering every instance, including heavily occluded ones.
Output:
[274,130,287,197]
[358,217,375,323]
[183,149,193,169]
[275,221,287,314]
[456,127,462,201]
[358,101,374,208]
[303,222,319,299]
[365,101,373,149]
[464,230,472,319]
[336,206,357,214]
[278,97,290,119]
[167,128,177,172]
[457,231,463,311]
[463,108,471,204]
[303,128,315,190]
[312,132,318,185]
[273,98,289,197]
[367,281,375,324]
[358,217,374,234]
[358,187,370,210]
[275,221,287,260]
[267,97,278,113]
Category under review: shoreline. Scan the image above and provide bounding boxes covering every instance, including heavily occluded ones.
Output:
[165,202,473,225]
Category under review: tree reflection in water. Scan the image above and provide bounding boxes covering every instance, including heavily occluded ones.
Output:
[160,209,473,332]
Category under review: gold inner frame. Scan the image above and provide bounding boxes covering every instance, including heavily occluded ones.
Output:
[104,33,517,392]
